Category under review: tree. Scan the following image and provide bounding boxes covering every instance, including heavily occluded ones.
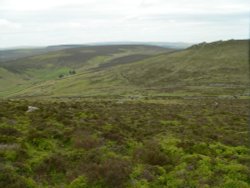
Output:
[69,70,76,75]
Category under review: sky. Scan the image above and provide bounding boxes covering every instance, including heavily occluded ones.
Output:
[0,0,249,48]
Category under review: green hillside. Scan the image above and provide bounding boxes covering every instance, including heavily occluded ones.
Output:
[0,40,249,98]
[0,45,173,98]
[107,40,249,96]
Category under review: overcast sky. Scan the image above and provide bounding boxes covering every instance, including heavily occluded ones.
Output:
[0,0,249,47]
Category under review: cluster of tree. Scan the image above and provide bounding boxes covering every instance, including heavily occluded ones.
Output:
[58,74,64,78]
[58,70,76,78]
[69,70,76,75]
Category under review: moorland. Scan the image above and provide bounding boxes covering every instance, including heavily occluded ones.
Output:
[0,39,249,187]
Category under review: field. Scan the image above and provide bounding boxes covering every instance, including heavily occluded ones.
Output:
[0,98,249,187]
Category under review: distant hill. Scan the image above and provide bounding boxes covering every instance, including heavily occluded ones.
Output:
[0,45,171,73]
[0,45,172,97]
[0,40,249,98]
[0,45,87,62]
[0,42,188,63]
[87,42,193,49]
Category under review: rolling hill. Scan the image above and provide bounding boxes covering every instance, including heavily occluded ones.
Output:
[0,40,249,98]
[0,40,249,188]
[0,45,88,63]
[0,45,173,97]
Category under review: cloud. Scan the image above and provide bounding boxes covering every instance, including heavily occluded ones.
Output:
[0,0,87,11]
[0,0,249,47]
[0,19,22,33]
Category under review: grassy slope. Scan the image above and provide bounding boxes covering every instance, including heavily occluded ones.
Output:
[0,68,29,97]
[0,45,171,98]
[108,40,249,96]
[0,40,249,98]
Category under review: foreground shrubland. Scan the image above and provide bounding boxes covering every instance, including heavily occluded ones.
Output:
[0,99,249,187]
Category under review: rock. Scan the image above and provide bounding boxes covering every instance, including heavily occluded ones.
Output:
[27,106,39,113]
[116,100,124,104]
[0,144,19,150]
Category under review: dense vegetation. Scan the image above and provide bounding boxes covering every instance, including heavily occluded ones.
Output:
[0,98,249,187]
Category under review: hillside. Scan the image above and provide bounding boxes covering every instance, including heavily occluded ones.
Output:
[0,42,189,63]
[0,40,249,98]
[87,42,193,49]
[0,45,172,97]
[107,39,249,96]
[0,45,88,63]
